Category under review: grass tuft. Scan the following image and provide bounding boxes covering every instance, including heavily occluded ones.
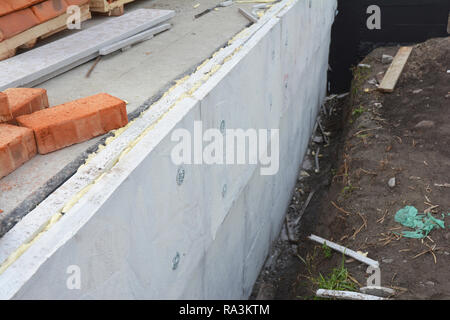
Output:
[313,257,358,293]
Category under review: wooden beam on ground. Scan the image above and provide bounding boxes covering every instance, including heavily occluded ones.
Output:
[378,46,413,93]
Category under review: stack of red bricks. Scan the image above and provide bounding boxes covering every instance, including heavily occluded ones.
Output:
[0,0,89,43]
[0,89,128,179]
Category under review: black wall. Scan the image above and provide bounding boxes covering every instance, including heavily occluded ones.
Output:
[328,0,450,93]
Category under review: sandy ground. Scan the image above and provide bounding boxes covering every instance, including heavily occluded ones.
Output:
[251,36,450,300]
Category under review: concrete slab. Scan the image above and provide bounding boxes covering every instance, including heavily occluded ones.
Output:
[0,0,256,233]
[0,9,176,90]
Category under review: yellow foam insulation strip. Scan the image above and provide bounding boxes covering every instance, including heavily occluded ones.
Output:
[0,0,294,275]
[0,213,62,275]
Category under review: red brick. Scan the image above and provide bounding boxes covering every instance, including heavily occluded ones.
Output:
[0,8,40,42]
[16,93,128,154]
[0,1,44,17]
[0,92,12,123]
[3,88,49,123]
[0,124,37,179]
[31,0,68,23]
[6,0,45,11]
[0,3,13,18]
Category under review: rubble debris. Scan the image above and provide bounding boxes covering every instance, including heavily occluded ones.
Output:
[194,1,233,19]
[316,119,329,144]
[434,183,450,188]
[368,78,378,86]
[358,63,371,69]
[381,54,393,64]
[255,282,275,300]
[388,177,396,188]
[375,71,385,83]
[294,191,315,225]
[314,147,320,173]
[313,136,323,144]
[301,158,313,170]
[360,286,395,298]
[299,170,310,178]
[414,120,434,129]
[337,93,349,99]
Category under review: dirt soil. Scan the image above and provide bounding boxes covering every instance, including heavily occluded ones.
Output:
[251,36,450,300]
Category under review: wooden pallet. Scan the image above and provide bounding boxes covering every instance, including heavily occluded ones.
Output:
[89,0,135,16]
[0,4,91,61]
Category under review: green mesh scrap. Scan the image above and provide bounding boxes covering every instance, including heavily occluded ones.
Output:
[394,206,446,239]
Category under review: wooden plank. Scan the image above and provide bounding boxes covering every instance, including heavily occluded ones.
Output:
[0,9,175,91]
[378,46,413,93]
[0,5,91,60]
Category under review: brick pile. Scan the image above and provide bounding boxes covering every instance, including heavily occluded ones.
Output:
[0,0,90,43]
[0,90,128,179]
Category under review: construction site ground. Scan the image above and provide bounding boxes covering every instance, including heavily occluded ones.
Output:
[252,36,450,300]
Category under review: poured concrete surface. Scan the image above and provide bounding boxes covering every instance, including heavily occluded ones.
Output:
[0,0,337,299]
[0,0,255,230]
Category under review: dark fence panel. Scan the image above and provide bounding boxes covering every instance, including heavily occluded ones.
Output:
[328,0,449,93]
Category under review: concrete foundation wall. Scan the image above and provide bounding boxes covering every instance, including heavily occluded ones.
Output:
[0,0,336,299]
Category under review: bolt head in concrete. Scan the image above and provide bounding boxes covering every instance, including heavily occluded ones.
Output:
[176,167,185,185]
